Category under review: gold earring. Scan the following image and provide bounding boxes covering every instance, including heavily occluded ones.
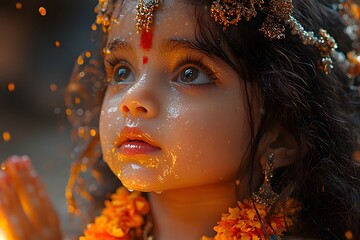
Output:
[135,0,160,33]
[252,153,279,207]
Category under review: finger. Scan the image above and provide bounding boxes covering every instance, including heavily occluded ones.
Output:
[5,156,62,239]
[28,163,63,239]
[4,156,49,233]
[2,156,63,240]
[0,170,33,240]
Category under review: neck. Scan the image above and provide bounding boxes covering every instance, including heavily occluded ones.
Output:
[148,180,239,240]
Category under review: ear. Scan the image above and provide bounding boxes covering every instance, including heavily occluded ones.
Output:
[258,126,299,169]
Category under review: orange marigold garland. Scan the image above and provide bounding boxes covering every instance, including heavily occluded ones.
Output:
[80,187,299,240]
[202,199,300,240]
[80,187,150,240]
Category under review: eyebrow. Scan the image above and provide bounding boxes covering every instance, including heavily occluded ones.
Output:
[106,37,212,56]
[107,37,133,52]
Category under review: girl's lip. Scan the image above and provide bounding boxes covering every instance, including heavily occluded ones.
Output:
[119,140,161,156]
[117,126,161,155]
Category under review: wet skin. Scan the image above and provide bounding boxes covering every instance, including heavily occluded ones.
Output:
[99,0,257,193]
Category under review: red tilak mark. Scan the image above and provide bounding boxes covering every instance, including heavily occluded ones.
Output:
[140,31,153,51]
[143,56,149,64]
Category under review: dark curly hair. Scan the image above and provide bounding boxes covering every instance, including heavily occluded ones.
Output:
[184,0,360,238]
[66,0,360,238]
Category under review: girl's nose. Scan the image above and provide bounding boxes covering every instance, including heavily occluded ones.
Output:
[119,80,161,118]
[120,99,158,118]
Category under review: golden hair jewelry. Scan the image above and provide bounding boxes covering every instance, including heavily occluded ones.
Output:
[135,0,160,33]
[93,0,359,77]
[210,0,338,74]
[210,0,264,29]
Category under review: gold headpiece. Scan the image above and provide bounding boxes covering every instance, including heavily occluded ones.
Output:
[211,0,337,74]
[93,0,360,79]
[135,0,160,33]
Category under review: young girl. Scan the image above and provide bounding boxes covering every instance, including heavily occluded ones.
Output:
[1,0,360,239]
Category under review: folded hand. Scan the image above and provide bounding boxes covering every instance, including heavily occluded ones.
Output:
[0,156,62,240]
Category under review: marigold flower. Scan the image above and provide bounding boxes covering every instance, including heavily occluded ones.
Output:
[204,199,298,240]
[80,187,298,240]
[80,187,150,240]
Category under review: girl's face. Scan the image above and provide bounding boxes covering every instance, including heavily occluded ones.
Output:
[99,0,255,192]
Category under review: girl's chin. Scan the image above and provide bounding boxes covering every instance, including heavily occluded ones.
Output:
[115,165,173,193]
[120,179,168,193]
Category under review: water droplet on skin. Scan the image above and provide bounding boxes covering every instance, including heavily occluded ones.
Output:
[130,164,140,170]
[116,116,121,123]
[167,103,180,118]
[155,191,163,194]
[125,118,140,127]
[108,107,118,113]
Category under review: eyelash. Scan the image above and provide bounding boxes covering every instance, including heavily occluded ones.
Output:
[104,54,127,83]
[104,54,219,86]
[173,55,219,87]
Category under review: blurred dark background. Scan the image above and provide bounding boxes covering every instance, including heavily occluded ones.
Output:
[0,0,98,238]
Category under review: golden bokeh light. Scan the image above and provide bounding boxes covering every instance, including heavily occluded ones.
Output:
[90,129,97,137]
[55,40,61,47]
[50,83,58,92]
[3,132,11,142]
[77,56,84,65]
[65,108,72,116]
[7,83,15,92]
[103,48,111,55]
[39,7,47,16]
[85,51,92,58]
[91,23,97,31]
[345,230,353,240]
[77,127,85,137]
[15,2,22,9]
[352,150,360,163]
[74,97,81,105]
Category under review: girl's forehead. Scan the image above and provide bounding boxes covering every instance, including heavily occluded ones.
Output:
[109,0,197,39]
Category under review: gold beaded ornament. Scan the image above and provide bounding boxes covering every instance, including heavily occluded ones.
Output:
[135,0,160,33]
[93,0,360,77]
[211,0,338,74]
[94,0,337,74]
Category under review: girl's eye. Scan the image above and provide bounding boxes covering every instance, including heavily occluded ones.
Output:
[177,67,212,85]
[110,65,135,84]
